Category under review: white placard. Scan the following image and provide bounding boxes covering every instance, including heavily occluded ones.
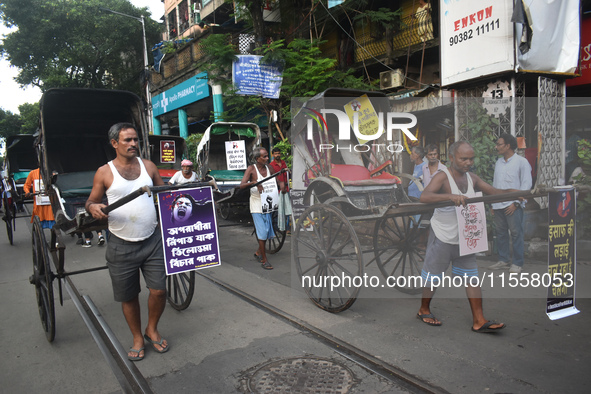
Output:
[224,140,247,170]
[456,192,488,256]
[440,0,514,86]
[34,179,51,206]
[260,175,279,213]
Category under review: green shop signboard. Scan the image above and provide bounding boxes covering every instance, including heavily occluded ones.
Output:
[152,72,210,117]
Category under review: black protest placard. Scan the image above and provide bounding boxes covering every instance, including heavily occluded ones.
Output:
[546,187,580,320]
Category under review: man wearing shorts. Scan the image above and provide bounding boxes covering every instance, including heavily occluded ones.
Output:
[418,141,515,333]
[86,122,168,361]
[240,147,284,270]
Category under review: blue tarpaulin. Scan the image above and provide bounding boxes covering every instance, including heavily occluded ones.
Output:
[151,39,193,73]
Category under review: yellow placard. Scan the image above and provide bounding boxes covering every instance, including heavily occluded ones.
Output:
[344,94,380,145]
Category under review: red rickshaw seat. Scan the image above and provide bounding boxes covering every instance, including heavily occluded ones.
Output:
[308,162,401,186]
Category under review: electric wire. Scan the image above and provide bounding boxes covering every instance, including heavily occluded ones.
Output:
[318,0,435,89]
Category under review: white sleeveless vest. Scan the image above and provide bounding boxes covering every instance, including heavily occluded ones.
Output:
[430,167,475,245]
[106,158,157,241]
[249,165,271,214]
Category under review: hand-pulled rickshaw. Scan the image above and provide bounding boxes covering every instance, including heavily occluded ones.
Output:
[291,89,551,313]
[195,122,261,218]
[2,134,37,245]
[196,122,287,254]
[29,88,204,341]
[291,89,430,312]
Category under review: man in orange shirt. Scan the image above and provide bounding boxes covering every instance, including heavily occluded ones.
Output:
[23,168,55,229]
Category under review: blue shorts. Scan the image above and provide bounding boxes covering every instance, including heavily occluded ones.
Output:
[421,227,478,283]
[252,213,275,240]
[105,228,165,302]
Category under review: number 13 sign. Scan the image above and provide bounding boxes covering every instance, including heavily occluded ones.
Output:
[482,80,511,117]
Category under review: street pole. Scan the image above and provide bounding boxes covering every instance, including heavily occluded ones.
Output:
[99,7,153,133]
[139,14,154,134]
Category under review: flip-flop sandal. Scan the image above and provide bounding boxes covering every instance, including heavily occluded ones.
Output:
[261,261,273,270]
[143,334,170,353]
[128,347,145,361]
[254,253,262,261]
[417,313,442,326]
[472,321,505,333]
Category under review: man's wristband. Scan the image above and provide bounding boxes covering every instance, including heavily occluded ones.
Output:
[513,202,520,208]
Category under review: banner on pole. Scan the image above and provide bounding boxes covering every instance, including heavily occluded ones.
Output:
[546,187,579,320]
[232,55,284,99]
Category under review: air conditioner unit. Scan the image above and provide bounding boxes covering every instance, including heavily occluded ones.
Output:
[380,69,405,89]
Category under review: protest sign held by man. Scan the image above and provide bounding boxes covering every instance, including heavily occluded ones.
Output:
[240,147,283,270]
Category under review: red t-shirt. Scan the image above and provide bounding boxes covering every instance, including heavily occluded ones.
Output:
[269,159,289,192]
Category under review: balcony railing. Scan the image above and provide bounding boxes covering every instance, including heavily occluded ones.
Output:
[152,40,207,85]
[355,9,435,63]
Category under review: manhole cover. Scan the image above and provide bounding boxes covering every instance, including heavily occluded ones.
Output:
[247,356,355,393]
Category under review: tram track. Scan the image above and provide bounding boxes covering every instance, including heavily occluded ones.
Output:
[57,209,442,393]
[65,259,447,394]
[62,275,153,394]
[196,271,450,394]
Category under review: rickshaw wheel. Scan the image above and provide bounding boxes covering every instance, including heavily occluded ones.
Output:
[30,216,56,342]
[373,215,426,295]
[265,211,286,254]
[2,193,15,245]
[293,203,362,313]
[167,271,196,311]
[218,203,231,220]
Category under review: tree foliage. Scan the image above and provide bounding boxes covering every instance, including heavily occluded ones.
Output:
[0,108,21,139]
[0,103,40,139]
[198,34,370,127]
[354,7,403,64]
[0,0,162,96]
[16,103,40,134]
[186,132,204,165]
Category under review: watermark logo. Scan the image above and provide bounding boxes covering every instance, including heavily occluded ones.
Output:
[303,107,418,153]
[304,108,418,142]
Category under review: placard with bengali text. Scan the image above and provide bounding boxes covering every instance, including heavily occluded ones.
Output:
[546,187,579,320]
[158,187,221,275]
[232,55,283,99]
[456,192,488,256]
[224,140,247,170]
[160,140,176,163]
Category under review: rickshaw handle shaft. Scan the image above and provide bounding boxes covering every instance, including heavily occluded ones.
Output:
[241,168,288,190]
[388,186,575,216]
[100,181,213,214]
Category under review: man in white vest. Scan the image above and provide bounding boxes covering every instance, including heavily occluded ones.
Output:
[240,147,284,270]
[86,123,168,361]
[417,141,517,333]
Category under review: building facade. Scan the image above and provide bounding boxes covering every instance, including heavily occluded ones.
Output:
[147,0,584,226]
